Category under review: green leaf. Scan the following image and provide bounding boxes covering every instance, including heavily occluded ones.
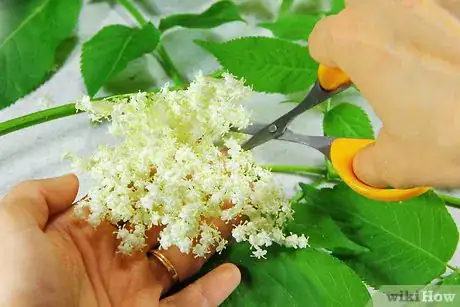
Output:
[81,22,160,97]
[323,103,374,138]
[205,244,370,307]
[259,14,322,41]
[41,35,79,84]
[159,1,244,32]
[287,184,369,255]
[306,183,459,287]
[0,0,82,109]
[195,37,318,93]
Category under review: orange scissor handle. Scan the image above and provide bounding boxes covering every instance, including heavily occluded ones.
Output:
[317,64,352,91]
[330,138,431,202]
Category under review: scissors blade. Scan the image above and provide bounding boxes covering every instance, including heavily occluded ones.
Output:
[240,81,335,151]
[240,123,277,150]
[235,124,335,158]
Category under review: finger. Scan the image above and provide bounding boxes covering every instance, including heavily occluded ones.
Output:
[124,225,163,261]
[352,130,455,189]
[145,225,162,249]
[160,263,241,307]
[308,15,340,68]
[0,174,79,229]
[149,201,240,294]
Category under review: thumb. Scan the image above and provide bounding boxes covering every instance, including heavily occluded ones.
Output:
[0,174,79,229]
[352,141,389,189]
[160,263,241,307]
[352,132,427,189]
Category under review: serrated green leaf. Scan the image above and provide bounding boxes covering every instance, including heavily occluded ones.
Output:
[81,23,160,97]
[323,103,374,138]
[204,244,370,307]
[159,1,244,32]
[287,184,369,255]
[195,37,318,93]
[0,0,82,109]
[259,14,322,41]
[306,183,458,287]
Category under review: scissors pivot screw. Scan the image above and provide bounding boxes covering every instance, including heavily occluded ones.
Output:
[268,124,278,133]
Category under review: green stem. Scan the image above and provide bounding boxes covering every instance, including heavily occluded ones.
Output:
[210,69,225,79]
[0,103,80,137]
[290,190,304,203]
[262,165,325,176]
[263,164,460,209]
[156,45,187,86]
[437,193,460,209]
[447,264,458,272]
[116,0,186,86]
[0,91,162,137]
[117,0,147,25]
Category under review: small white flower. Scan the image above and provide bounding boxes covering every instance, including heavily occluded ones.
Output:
[252,248,267,259]
[193,244,208,257]
[224,138,241,157]
[232,225,247,243]
[140,195,154,210]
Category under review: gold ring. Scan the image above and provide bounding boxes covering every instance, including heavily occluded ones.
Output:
[148,249,179,283]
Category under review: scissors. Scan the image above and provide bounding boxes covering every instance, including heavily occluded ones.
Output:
[235,65,430,202]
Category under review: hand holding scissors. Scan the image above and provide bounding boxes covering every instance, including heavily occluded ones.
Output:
[235,65,430,202]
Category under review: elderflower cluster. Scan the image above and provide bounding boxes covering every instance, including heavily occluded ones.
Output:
[70,72,309,258]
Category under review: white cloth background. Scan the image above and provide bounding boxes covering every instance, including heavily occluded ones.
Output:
[1,0,459,275]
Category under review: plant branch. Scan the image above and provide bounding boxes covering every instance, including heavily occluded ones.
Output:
[0,91,156,137]
[263,164,460,209]
[0,74,210,138]
[447,264,458,272]
[0,104,81,137]
[437,193,460,209]
[262,165,325,176]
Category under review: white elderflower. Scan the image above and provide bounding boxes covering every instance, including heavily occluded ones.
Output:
[70,72,310,257]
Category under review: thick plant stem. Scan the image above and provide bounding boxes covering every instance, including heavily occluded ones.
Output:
[0,104,81,137]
